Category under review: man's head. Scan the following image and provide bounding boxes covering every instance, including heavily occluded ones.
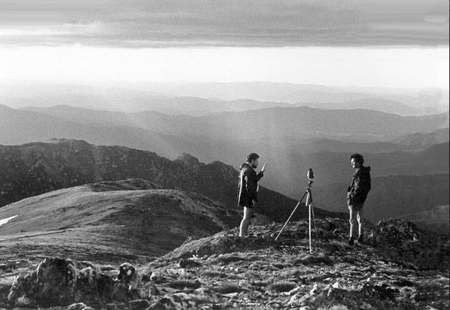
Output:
[247,153,260,168]
[350,153,364,169]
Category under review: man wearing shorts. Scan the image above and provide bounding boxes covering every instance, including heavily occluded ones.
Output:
[238,153,265,237]
[347,153,371,245]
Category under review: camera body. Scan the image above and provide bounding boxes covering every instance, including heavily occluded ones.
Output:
[307,168,314,182]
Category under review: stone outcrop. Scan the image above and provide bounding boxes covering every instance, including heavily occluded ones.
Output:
[7,258,140,308]
[2,218,449,309]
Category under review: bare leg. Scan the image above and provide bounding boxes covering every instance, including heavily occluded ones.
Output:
[348,205,355,239]
[239,207,253,237]
[356,210,363,239]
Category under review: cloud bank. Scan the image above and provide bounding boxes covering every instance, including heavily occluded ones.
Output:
[0,0,448,47]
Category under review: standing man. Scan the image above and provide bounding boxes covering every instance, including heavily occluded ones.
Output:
[347,153,371,245]
[238,153,265,237]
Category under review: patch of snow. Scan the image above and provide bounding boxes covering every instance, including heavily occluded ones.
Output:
[0,215,17,227]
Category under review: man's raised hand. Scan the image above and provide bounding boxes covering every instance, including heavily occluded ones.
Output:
[261,163,267,173]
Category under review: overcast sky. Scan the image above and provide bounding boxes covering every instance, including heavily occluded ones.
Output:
[0,0,448,47]
[0,1,448,90]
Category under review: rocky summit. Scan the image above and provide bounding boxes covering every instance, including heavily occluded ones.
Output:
[1,217,448,309]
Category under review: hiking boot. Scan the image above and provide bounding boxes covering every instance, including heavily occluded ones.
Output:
[348,237,355,246]
[357,235,363,244]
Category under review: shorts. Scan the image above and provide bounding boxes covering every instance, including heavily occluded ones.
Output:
[240,199,256,209]
[348,203,364,212]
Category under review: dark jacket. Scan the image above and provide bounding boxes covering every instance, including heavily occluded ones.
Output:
[347,166,371,205]
[238,162,264,207]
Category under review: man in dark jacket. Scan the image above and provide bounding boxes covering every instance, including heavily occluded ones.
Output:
[238,153,265,237]
[347,153,371,245]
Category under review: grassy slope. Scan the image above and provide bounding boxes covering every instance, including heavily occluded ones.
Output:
[0,179,239,264]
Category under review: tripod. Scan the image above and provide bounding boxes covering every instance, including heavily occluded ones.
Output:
[274,173,316,254]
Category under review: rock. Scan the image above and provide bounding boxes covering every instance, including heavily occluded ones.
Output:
[0,262,16,273]
[360,283,398,300]
[7,257,141,308]
[118,263,137,285]
[178,259,202,269]
[8,258,77,307]
[129,299,151,310]
[148,296,181,310]
[106,303,119,310]
[214,283,244,294]
[295,254,333,266]
[329,305,349,310]
[168,280,201,290]
[2,218,448,309]
[67,302,95,310]
[214,253,246,264]
[269,281,297,293]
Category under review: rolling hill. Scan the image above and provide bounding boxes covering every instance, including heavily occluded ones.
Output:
[0,139,325,222]
[393,128,450,149]
[0,179,240,262]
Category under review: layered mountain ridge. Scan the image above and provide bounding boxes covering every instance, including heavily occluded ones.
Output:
[0,139,328,223]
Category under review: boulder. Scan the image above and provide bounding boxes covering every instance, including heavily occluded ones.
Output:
[7,258,141,308]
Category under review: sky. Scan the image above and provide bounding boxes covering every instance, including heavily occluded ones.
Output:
[0,0,448,90]
[0,46,448,89]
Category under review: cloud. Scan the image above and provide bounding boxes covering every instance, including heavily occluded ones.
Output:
[0,0,448,47]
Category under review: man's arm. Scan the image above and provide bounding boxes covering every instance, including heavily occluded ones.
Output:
[256,163,266,181]
[256,171,264,181]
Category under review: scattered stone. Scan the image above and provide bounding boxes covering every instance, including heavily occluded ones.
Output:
[269,281,297,293]
[167,280,201,290]
[67,302,95,310]
[295,254,333,266]
[178,258,202,269]
[0,262,16,273]
[1,218,448,309]
[129,298,151,310]
[214,283,244,294]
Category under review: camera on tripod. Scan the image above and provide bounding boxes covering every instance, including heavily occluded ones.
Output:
[307,168,314,183]
[275,168,316,253]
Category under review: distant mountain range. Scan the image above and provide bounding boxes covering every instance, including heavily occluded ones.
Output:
[134,82,450,115]
[0,139,333,222]
[21,105,448,142]
[315,174,449,223]
[1,104,448,202]
[2,82,448,115]
[2,105,447,168]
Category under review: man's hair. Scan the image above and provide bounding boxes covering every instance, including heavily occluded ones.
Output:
[350,153,364,164]
[247,153,260,162]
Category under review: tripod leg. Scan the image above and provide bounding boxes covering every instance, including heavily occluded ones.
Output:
[309,204,312,253]
[274,191,308,241]
[306,190,312,253]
